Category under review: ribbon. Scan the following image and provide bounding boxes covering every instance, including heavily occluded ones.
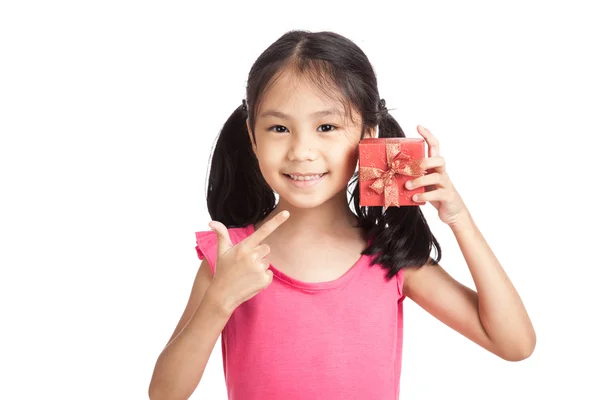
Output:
[359,141,423,207]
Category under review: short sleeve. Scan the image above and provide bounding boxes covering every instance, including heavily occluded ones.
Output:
[396,268,406,303]
[195,231,218,276]
[194,226,249,277]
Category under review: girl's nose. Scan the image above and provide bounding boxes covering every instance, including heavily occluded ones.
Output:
[287,135,318,162]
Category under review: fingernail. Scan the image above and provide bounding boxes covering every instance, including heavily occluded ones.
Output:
[405,181,412,189]
[282,210,290,218]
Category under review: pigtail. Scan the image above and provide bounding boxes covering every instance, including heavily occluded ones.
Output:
[350,110,442,281]
[206,103,275,227]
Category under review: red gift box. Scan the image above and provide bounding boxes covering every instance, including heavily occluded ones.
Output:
[358,138,426,207]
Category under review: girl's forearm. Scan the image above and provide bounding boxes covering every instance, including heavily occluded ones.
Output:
[149,287,232,400]
[450,211,536,361]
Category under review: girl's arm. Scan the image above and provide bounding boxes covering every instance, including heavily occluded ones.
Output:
[403,210,536,361]
[149,259,231,400]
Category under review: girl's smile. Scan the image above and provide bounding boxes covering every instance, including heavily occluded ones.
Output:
[283,172,329,188]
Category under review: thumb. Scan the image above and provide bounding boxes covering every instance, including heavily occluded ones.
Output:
[208,221,234,254]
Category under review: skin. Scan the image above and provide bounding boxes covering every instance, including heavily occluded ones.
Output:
[246,68,536,362]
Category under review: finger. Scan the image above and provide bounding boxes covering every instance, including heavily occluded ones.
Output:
[243,210,290,249]
[265,269,274,283]
[419,156,445,172]
[208,220,234,255]
[253,243,271,260]
[417,125,440,158]
[413,188,444,203]
[406,172,444,190]
[261,258,272,271]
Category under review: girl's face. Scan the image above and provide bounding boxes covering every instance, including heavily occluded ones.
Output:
[247,69,374,209]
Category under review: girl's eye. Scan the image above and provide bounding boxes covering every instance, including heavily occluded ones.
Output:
[268,125,289,133]
[318,124,336,132]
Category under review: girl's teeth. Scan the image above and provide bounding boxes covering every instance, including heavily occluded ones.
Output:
[289,174,323,181]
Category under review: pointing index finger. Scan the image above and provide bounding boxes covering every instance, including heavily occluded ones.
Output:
[244,210,290,248]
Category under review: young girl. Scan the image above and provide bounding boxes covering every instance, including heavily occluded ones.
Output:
[149,30,536,400]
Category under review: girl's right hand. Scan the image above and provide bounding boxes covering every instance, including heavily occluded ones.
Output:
[207,210,290,314]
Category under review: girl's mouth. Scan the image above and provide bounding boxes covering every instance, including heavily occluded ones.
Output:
[283,173,328,188]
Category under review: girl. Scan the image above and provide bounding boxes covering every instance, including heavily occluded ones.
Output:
[149,30,536,400]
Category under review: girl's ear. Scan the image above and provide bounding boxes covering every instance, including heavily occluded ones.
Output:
[246,119,257,153]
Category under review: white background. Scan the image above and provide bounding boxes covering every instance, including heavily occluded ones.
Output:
[1,0,598,399]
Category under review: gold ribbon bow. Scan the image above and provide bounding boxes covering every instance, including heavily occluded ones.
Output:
[359,142,423,207]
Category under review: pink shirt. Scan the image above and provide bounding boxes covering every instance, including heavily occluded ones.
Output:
[195,224,406,400]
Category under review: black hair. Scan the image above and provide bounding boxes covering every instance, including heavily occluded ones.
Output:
[206,30,441,280]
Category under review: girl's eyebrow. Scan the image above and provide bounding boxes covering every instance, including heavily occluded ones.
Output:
[258,108,341,120]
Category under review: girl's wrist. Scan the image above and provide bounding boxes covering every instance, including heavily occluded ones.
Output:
[449,210,474,233]
[205,283,235,318]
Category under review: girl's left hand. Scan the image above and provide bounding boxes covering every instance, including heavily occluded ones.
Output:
[405,125,468,227]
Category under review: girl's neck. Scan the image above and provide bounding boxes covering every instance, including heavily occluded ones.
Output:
[258,195,360,239]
